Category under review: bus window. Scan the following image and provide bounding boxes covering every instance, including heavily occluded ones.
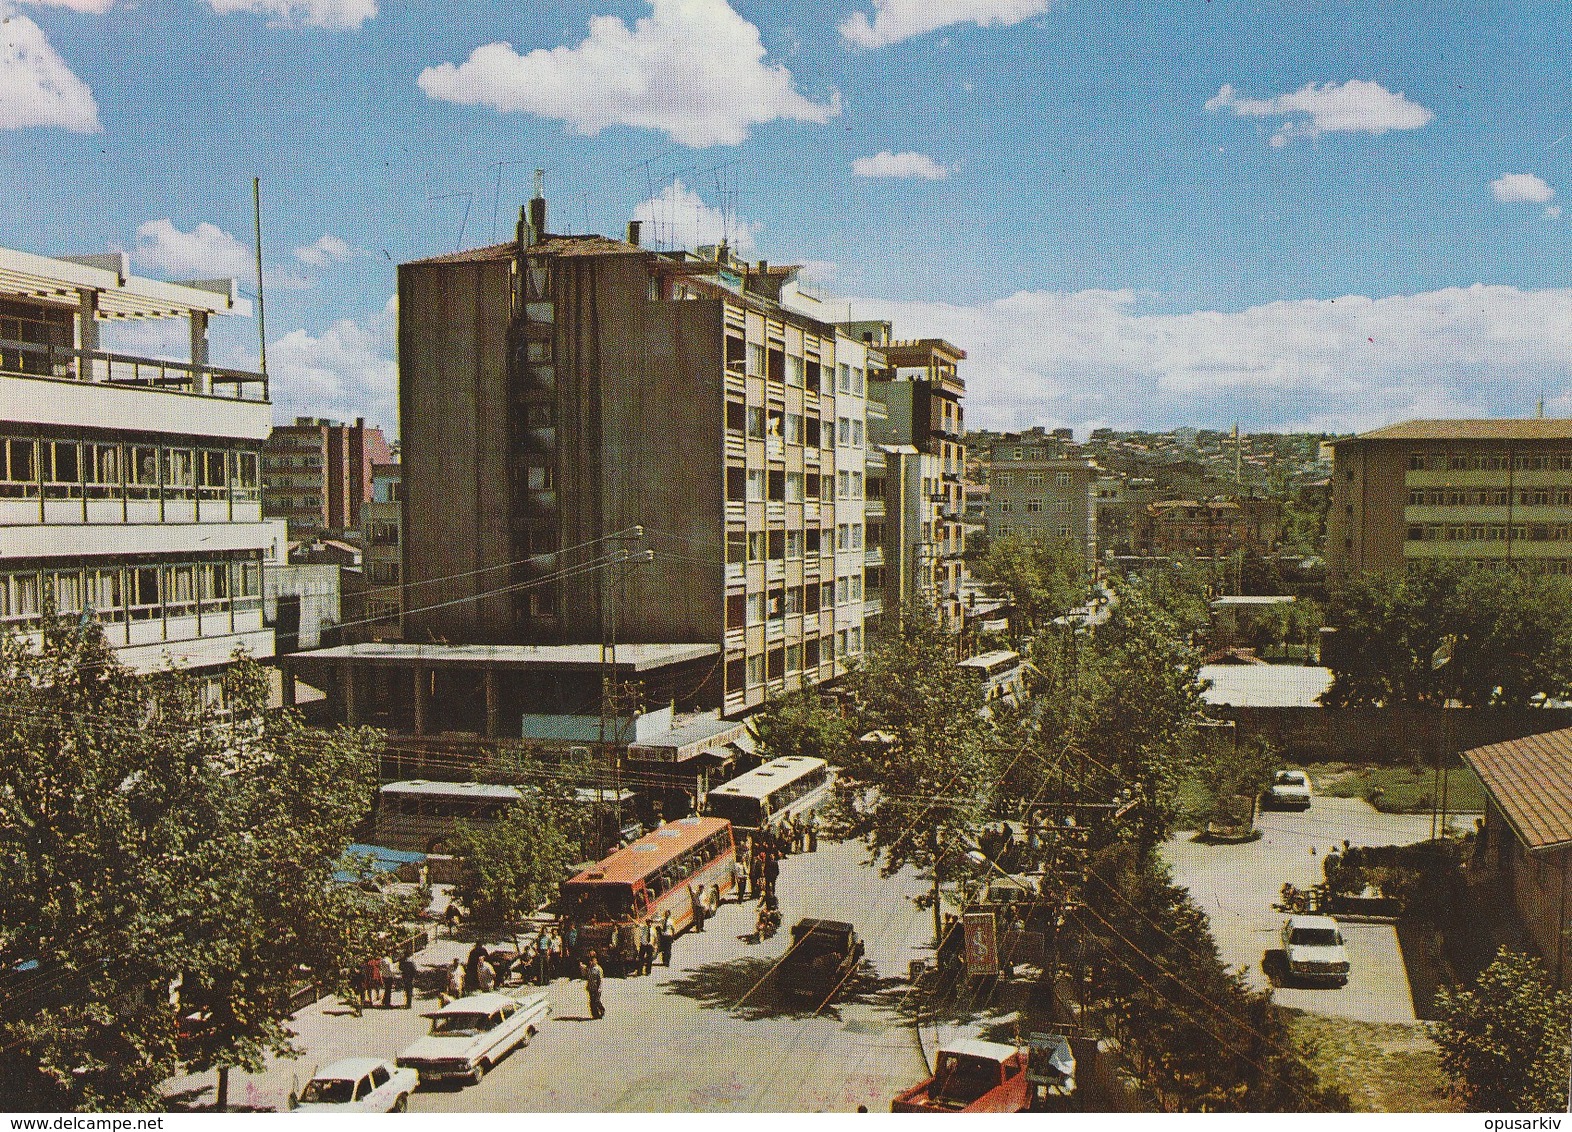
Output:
[561,883,636,922]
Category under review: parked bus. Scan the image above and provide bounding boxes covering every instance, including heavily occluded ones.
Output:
[704,755,836,835]
[559,816,736,973]
[375,780,639,854]
[957,649,1026,711]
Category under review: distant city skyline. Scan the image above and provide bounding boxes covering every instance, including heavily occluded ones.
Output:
[3,0,1569,435]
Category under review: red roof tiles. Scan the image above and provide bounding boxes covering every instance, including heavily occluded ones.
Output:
[1465,727,1572,851]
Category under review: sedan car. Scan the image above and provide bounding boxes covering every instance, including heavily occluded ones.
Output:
[1265,769,1313,811]
[396,991,550,1086]
[1281,914,1351,986]
[293,1057,417,1112]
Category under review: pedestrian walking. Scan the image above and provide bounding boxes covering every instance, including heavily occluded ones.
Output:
[536,930,553,985]
[637,920,654,975]
[657,911,675,967]
[378,954,397,1008]
[750,853,765,899]
[763,851,780,897]
[779,816,795,856]
[689,883,706,931]
[733,855,749,901]
[475,954,496,992]
[806,812,819,852]
[465,941,487,995]
[398,954,418,1008]
[582,951,606,1020]
[361,957,384,1009]
[442,958,464,1005]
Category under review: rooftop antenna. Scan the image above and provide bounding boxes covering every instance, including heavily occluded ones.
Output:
[489,159,531,243]
[252,177,268,378]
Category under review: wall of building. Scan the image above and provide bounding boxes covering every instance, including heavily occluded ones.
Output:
[398,258,516,643]
[1329,440,1412,580]
[1212,702,1572,765]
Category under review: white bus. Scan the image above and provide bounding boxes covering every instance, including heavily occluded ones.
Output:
[957,649,1025,711]
[704,755,836,834]
[375,780,639,853]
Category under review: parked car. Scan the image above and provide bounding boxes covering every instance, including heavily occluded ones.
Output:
[777,918,864,1000]
[292,1058,417,1112]
[891,1038,1031,1112]
[1281,914,1350,986]
[1265,769,1313,810]
[396,990,550,1085]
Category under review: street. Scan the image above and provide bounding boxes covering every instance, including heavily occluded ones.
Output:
[1162,794,1477,1024]
[164,838,937,1112]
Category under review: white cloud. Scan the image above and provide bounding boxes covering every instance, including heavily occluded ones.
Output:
[1492,172,1555,204]
[17,0,117,12]
[132,219,253,277]
[1548,205,1564,221]
[850,285,1572,433]
[840,0,1050,48]
[1205,80,1433,146]
[202,0,375,29]
[417,0,839,148]
[631,179,759,253]
[0,10,101,132]
[293,233,357,267]
[267,296,397,430]
[852,150,951,180]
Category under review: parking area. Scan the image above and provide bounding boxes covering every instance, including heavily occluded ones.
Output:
[1162,795,1475,1025]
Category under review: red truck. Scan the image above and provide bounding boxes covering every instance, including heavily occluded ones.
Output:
[891,1039,1032,1113]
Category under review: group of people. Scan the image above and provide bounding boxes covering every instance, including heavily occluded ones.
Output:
[354,953,419,1011]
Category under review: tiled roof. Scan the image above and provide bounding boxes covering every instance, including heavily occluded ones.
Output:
[1465,727,1572,851]
[1356,419,1572,442]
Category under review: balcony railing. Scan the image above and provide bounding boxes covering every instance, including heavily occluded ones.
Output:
[1,338,268,401]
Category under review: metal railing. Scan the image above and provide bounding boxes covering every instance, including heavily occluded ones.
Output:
[0,338,268,401]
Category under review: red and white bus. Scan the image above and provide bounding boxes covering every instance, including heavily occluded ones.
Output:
[559,816,736,974]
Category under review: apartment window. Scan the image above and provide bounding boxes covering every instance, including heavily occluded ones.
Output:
[837,524,849,551]
[836,577,848,604]
[849,625,862,654]
[726,401,746,433]
[805,638,820,668]
[838,419,851,446]
[784,413,803,444]
[1012,448,1024,460]
[1058,526,1072,538]
[786,530,804,559]
[748,531,766,562]
[821,581,835,610]
[806,359,822,391]
[0,438,37,497]
[851,524,863,550]
[726,657,746,692]
[786,586,803,614]
[768,530,785,559]
[786,471,804,503]
[852,420,864,447]
[526,464,553,491]
[767,587,785,619]
[1025,499,1042,513]
[747,653,765,686]
[747,592,766,625]
[1407,524,1425,541]
[747,342,765,376]
[838,363,851,393]
[994,472,1013,488]
[1056,472,1072,487]
[806,528,821,555]
[805,418,821,447]
[786,643,803,674]
[851,471,863,498]
[1026,472,1044,487]
[746,469,766,502]
[787,356,804,387]
[766,410,784,439]
[726,593,746,629]
[997,500,1012,512]
[1407,489,1425,506]
[727,467,746,502]
[767,648,785,680]
[1055,499,1073,513]
[747,406,766,439]
[727,529,747,563]
[852,368,865,395]
[806,473,821,499]
[850,575,863,601]
[805,584,821,613]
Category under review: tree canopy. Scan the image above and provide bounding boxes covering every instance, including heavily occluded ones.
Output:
[972,532,1089,634]
[1431,946,1572,1112]
[1325,563,1572,707]
[448,792,580,931]
[0,618,405,1111]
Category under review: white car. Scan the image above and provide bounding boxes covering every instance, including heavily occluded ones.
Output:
[1281,914,1351,986]
[1266,769,1312,810]
[293,1057,417,1112]
[396,991,550,1085]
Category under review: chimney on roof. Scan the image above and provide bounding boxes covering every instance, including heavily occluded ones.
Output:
[626,219,642,247]
[527,169,547,245]
[757,259,767,273]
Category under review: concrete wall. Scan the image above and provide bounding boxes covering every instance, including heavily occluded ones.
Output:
[399,258,515,643]
[551,255,724,645]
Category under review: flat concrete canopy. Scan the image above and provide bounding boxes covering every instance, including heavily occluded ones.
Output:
[286,641,720,672]
[1200,664,1334,709]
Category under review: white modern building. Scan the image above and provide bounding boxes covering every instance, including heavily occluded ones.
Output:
[0,246,275,672]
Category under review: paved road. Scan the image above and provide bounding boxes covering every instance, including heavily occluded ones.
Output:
[165,838,935,1113]
[1162,795,1474,1024]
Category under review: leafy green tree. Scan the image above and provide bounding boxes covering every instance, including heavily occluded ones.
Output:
[0,618,401,1112]
[1193,732,1275,830]
[751,686,854,765]
[1431,947,1572,1112]
[1082,847,1345,1111]
[448,794,580,931]
[837,605,1001,936]
[973,532,1088,635]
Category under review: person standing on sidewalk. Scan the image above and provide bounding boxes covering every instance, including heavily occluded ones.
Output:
[582,951,606,1020]
[807,812,819,852]
[657,911,675,967]
[378,954,397,1008]
[398,954,418,1008]
[363,956,384,1009]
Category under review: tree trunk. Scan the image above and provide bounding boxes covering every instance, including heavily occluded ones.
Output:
[216,1065,229,1112]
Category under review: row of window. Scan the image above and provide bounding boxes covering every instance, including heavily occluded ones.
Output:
[996,499,1075,513]
[0,556,263,624]
[725,576,866,627]
[731,338,868,398]
[1407,522,1572,543]
[1408,452,1572,472]
[992,471,1077,488]
[994,524,1075,539]
[997,447,1057,462]
[0,436,260,502]
[729,628,864,690]
[1407,488,1572,507]
[727,467,836,504]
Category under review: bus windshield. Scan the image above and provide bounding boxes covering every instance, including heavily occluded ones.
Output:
[560,882,638,923]
[704,792,762,828]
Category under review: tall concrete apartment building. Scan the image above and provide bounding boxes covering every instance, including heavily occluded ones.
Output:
[855,325,969,627]
[986,432,1098,563]
[262,416,391,536]
[1331,418,1572,582]
[395,197,869,718]
[359,461,402,634]
[0,246,274,672]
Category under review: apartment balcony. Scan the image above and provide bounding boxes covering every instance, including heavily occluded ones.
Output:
[725,500,745,525]
[725,561,744,586]
[864,496,886,519]
[1,338,267,401]
[725,626,745,652]
[862,595,883,617]
[864,546,884,567]
[767,500,785,524]
[725,433,745,462]
[766,437,785,462]
[724,367,745,396]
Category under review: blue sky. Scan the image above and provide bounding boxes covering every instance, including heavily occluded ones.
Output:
[4,0,1571,436]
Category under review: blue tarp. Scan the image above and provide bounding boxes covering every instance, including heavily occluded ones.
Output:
[334,843,427,883]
